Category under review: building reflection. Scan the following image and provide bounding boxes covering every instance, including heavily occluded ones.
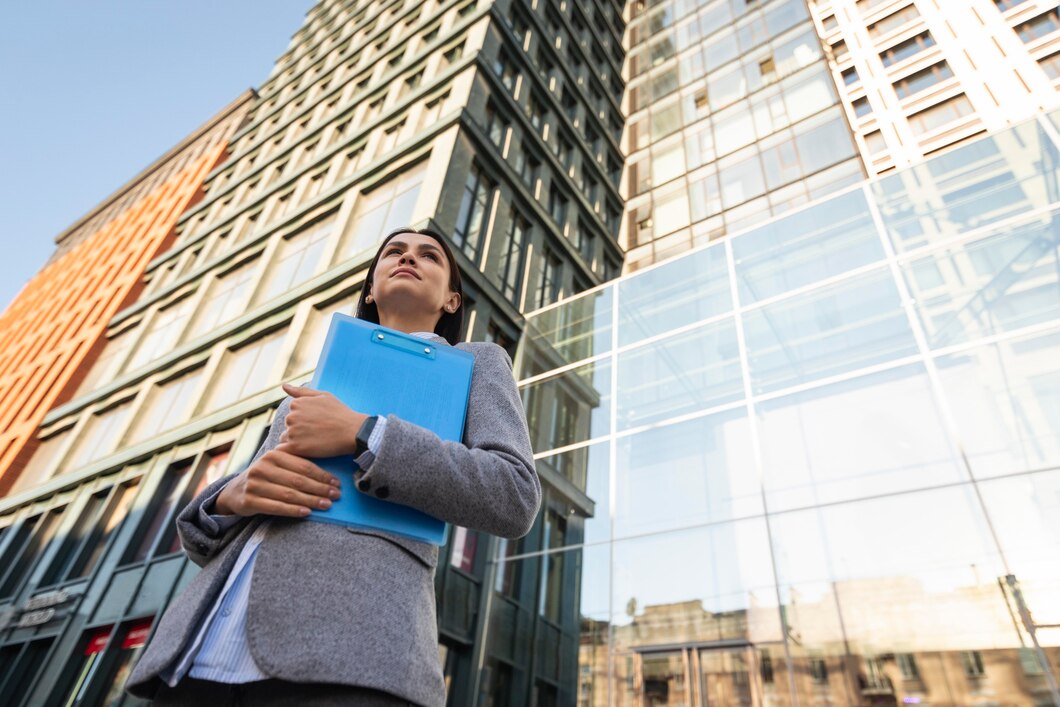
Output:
[509,112,1060,707]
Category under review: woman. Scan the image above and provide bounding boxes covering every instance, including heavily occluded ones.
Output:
[125,227,541,706]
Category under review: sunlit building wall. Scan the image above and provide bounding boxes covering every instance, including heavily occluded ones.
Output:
[0,94,254,498]
[513,110,1060,706]
[813,0,1060,175]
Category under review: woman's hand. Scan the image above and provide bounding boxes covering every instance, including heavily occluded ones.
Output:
[215,445,341,517]
[278,382,368,458]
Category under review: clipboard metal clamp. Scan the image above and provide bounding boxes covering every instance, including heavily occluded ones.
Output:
[371,328,437,360]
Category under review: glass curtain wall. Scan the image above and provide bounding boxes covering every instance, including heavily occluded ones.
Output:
[622,0,867,270]
[509,111,1060,706]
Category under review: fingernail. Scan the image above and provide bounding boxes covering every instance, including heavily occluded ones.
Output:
[328,488,340,499]
[329,477,340,486]
[300,507,311,516]
[319,499,332,509]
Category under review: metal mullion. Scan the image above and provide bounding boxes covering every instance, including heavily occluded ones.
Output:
[724,236,801,707]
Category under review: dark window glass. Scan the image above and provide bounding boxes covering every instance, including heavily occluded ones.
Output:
[38,492,110,587]
[0,508,64,598]
[548,186,569,227]
[535,246,563,308]
[497,209,529,305]
[0,638,54,705]
[69,481,141,580]
[453,166,495,263]
[123,461,195,564]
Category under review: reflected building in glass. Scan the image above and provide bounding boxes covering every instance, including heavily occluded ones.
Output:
[621,0,1060,271]
[512,111,1060,706]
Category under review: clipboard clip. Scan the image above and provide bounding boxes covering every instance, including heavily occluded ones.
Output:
[370,328,437,360]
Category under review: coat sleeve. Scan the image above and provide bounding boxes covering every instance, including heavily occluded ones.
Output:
[175,397,292,567]
[355,343,541,539]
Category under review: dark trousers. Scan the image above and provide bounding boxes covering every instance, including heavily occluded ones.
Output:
[151,676,416,706]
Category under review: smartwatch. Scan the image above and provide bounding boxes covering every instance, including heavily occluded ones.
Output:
[354,416,379,457]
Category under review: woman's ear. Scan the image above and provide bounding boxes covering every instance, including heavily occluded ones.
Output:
[443,292,461,313]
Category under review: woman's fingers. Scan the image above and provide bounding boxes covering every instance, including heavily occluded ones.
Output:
[267,447,340,486]
[243,477,336,515]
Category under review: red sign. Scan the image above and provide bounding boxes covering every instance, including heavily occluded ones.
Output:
[122,619,153,649]
[84,627,113,655]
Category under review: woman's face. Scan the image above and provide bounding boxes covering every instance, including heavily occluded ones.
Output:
[370,232,459,316]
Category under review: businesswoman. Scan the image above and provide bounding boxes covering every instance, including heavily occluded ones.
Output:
[126,227,541,706]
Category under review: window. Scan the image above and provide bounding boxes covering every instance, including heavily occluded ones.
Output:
[852,96,872,117]
[258,216,337,305]
[1016,9,1060,43]
[961,650,986,678]
[441,42,464,69]
[400,70,423,99]
[342,163,426,258]
[449,526,478,573]
[184,258,259,340]
[538,508,567,622]
[810,656,829,684]
[528,92,548,134]
[484,102,508,146]
[864,129,888,154]
[893,61,953,98]
[304,169,328,202]
[69,481,140,580]
[453,165,495,263]
[880,31,936,67]
[123,461,195,563]
[126,296,195,370]
[0,509,64,598]
[202,329,287,413]
[1042,51,1060,79]
[494,51,518,91]
[548,185,569,228]
[907,94,974,135]
[994,0,1029,10]
[496,208,529,305]
[535,246,562,308]
[520,152,540,189]
[126,366,205,444]
[66,401,134,469]
[156,451,230,555]
[419,92,449,131]
[377,119,406,155]
[286,294,359,376]
[897,653,921,680]
[867,3,920,37]
[841,66,860,85]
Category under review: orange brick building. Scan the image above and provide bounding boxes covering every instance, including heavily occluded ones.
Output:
[0,93,255,497]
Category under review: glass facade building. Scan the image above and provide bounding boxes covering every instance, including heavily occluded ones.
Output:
[513,111,1060,705]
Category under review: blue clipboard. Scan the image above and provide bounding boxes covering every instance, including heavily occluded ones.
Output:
[303,314,474,545]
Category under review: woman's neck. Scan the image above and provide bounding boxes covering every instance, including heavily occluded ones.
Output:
[378,311,440,335]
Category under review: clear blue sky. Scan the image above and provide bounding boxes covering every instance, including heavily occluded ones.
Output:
[0,1,315,313]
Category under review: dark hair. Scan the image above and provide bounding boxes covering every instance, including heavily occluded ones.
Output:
[355,227,465,345]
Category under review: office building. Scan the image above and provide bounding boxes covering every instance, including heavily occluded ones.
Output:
[0,94,254,499]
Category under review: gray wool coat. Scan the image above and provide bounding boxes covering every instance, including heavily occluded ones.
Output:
[124,337,540,706]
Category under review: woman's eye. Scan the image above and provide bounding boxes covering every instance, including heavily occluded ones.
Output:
[424,253,438,261]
